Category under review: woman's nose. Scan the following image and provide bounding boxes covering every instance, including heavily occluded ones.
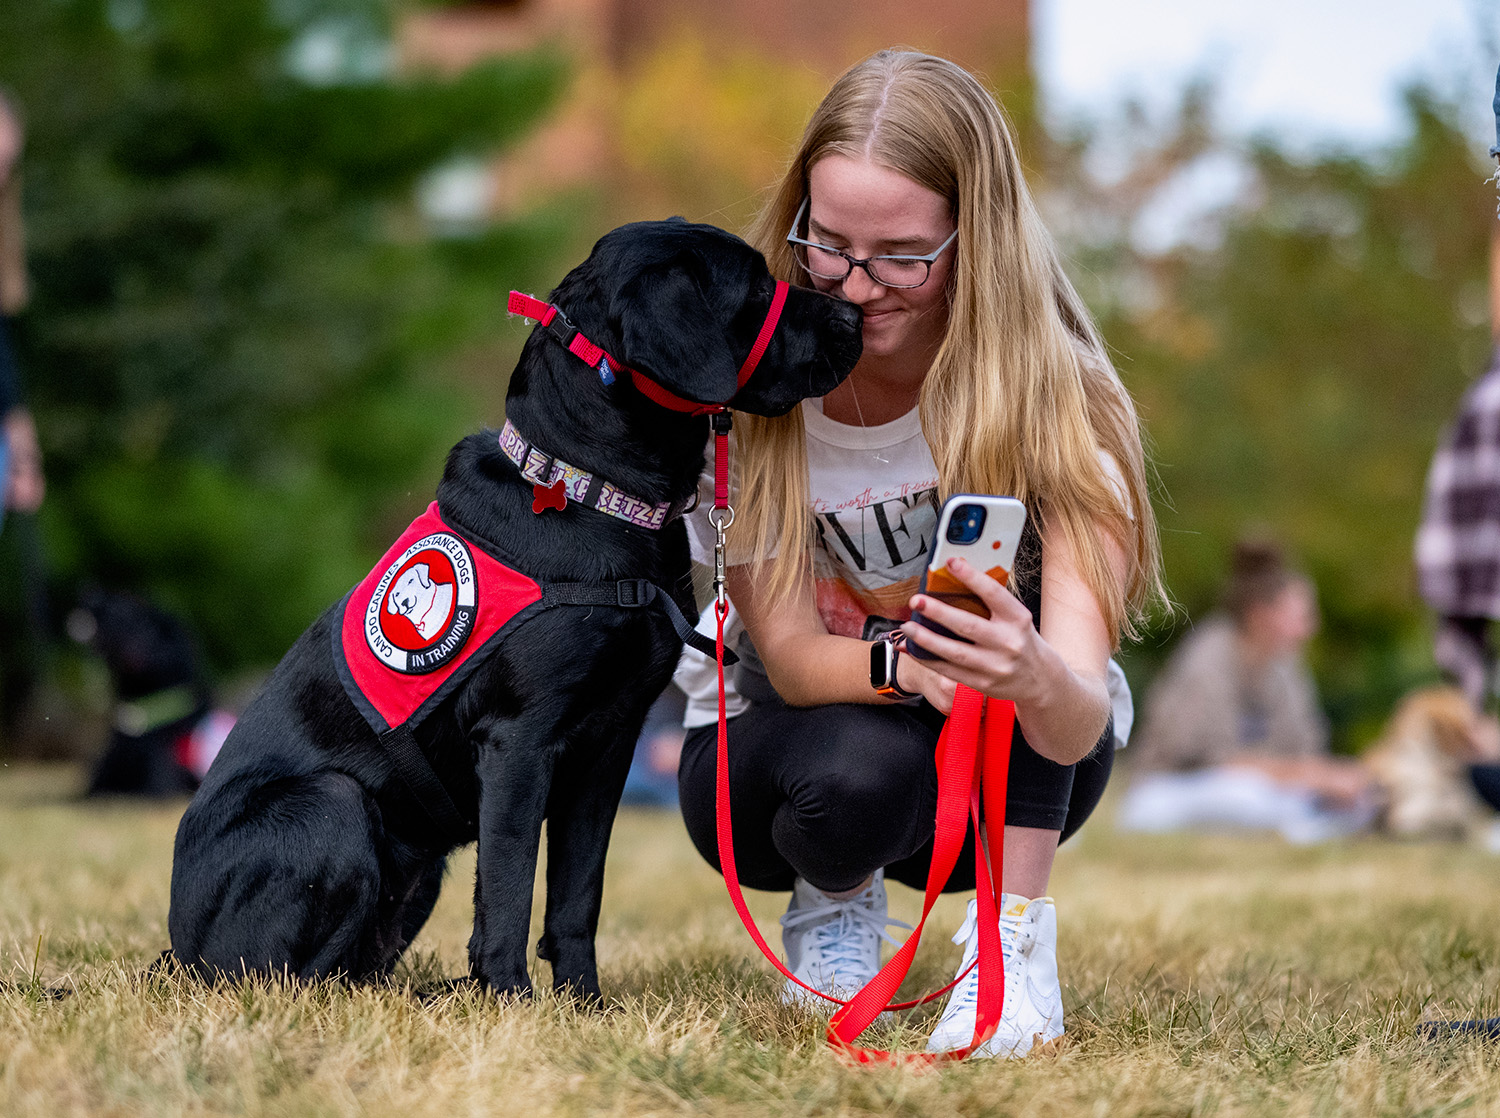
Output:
[839,263,887,303]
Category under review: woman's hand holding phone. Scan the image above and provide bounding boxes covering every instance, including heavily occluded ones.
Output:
[897,495,1121,765]
[902,556,1048,704]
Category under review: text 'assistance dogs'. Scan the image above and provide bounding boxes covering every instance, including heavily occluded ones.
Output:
[167,219,861,999]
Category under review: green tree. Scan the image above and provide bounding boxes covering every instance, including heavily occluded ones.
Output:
[0,0,570,700]
[1050,87,1495,748]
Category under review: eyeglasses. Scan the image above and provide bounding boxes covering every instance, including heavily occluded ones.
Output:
[785,198,958,290]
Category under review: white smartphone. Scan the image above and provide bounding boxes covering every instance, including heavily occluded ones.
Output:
[907,495,1027,661]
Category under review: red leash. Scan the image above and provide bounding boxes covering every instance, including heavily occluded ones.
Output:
[708,434,1014,1063]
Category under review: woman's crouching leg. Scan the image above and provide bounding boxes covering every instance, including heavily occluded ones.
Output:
[677,699,940,894]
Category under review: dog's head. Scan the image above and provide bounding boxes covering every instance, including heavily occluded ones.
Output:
[1366,684,1500,838]
[1419,687,1500,762]
[67,589,204,702]
[548,218,862,417]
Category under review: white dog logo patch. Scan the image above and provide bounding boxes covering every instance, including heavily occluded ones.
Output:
[365,532,478,674]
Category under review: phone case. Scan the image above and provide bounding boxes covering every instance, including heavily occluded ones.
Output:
[907,495,1027,661]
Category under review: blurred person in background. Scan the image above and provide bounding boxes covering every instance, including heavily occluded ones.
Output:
[620,685,686,809]
[1413,60,1500,1046]
[1118,538,1376,842]
[1414,345,1500,712]
[0,90,42,530]
[0,89,49,754]
[1417,69,1500,717]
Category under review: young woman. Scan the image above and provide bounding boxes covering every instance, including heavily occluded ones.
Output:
[673,50,1163,1057]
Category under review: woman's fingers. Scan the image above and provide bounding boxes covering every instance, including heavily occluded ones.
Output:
[901,616,995,675]
[903,556,1039,699]
[942,557,1028,618]
[899,627,992,694]
[908,562,1026,634]
[908,593,985,640]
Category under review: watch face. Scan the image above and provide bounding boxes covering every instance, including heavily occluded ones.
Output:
[869,638,889,689]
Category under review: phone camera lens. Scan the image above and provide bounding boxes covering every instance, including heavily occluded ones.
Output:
[946,504,987,545]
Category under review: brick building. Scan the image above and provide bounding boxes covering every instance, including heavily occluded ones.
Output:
[399,0,1031,225]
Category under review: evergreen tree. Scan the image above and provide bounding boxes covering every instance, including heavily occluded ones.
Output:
[0,0,569,689]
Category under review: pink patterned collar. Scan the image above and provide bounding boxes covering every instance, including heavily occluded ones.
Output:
[498,420,692,531]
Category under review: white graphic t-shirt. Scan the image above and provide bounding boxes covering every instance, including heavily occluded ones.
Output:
[675,399,1134,743]
[678,398,938,725]
[804,398,940,639]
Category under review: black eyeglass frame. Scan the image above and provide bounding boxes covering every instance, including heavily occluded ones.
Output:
[784,198,959,290]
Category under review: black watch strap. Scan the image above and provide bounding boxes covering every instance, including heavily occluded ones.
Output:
[871,632,920,700]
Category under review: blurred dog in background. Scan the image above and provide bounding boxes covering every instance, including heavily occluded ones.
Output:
[1363,685,1500,840]
[68,590,232,798]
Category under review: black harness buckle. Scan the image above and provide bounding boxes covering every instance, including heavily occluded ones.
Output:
[546,307,580,350]
[616,579,652,608]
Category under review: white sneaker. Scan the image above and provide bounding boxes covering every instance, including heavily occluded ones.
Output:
[778,869,911,1010]
[925,893,1064,1057]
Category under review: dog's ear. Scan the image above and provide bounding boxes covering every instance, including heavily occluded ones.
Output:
[615,262,741,406]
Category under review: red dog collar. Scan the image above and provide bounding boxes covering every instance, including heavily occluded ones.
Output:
[507,279,789,416]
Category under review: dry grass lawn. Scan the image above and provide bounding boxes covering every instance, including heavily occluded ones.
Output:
[3,761,1500,1116]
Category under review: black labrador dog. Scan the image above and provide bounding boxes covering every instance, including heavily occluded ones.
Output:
[168,219,861,999]
[73,589,208,798]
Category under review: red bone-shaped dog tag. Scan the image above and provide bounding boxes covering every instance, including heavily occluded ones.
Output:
[532,479,567,515]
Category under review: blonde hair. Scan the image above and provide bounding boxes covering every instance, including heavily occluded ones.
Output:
[735,50,1165,642]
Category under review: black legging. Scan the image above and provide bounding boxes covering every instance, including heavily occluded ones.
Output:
[677,694,1113,895]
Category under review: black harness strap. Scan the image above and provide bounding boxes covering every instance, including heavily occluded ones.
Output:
[378,723,473,847]
[372,575,733,848]
[543,579,737,664]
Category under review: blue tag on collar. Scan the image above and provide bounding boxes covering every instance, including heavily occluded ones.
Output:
[597,355,616,386]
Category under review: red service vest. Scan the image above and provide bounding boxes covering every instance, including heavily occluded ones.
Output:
[333,503,545,735]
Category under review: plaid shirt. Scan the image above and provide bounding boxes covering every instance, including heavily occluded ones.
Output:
[1416,350,1500,618]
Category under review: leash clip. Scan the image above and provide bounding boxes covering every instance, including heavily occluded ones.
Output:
[710,504,735,605]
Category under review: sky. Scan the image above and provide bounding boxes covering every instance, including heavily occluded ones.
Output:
[1034,0,1500,152]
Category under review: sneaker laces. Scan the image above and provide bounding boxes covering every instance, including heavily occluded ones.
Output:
[943,902,1032,1017]
[780,896,912,982]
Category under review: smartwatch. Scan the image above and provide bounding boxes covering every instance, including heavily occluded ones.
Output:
[870,631,920,700]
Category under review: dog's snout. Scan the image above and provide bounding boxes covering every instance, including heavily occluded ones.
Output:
[798,285,862,355]
[827,300,863,360]
[829,298,862,333]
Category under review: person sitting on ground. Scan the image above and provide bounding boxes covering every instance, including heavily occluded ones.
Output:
[671,50,1164,1058]
[1117,538,1375,842]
